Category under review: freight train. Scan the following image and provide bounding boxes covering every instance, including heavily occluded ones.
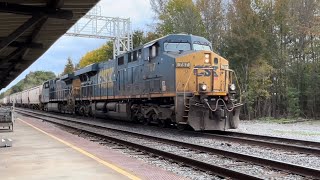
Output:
[1,34,242,131]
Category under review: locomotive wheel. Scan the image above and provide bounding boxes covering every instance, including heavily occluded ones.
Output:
[177,124,187,131]
[142,118,150,125]
[158,119,166,128]
[79,106,85,116]
[132,116,139,124]
[133,113,143,124]
[88,106,93,117]
[84,106,90,117]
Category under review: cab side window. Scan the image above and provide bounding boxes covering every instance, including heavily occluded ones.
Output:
[44,82,49,88]
[149,43,159,59]
[118,56,124,65]
[128,52,132,63]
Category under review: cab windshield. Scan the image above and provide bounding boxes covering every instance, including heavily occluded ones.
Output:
[164,42,191,52]
[193,43,211,51]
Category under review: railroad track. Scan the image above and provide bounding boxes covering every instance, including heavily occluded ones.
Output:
[16,108,320,179]
[185,131,320,156]
[205,131,320,155]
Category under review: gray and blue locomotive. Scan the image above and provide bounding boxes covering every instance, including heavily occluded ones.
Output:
[5,34,242,131]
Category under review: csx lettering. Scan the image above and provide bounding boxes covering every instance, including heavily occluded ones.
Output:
[194,65,218,77]
[99,67,114,88]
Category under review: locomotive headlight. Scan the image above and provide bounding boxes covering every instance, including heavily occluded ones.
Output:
[200,84,207,91]
[229,84,236,91]
[204,54,210,64]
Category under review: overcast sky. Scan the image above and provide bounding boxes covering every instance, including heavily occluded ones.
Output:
[1,0,153,92]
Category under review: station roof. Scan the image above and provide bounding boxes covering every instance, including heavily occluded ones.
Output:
[0,0,99,89]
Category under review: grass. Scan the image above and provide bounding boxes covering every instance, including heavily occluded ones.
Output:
[257,117,299,124]
[273,130,320,136]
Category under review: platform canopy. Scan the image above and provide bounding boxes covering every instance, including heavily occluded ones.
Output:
[0,0,99,89]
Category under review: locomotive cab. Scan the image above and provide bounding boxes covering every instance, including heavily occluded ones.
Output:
[166,35,242,131]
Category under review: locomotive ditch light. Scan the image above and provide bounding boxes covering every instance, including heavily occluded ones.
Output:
[229,84,236,91]
[199,83,207,91]
[229,84,236,94]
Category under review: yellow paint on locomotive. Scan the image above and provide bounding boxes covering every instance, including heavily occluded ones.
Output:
[175,51,231,96]
[72,78,81,96]
[98,67,114,88]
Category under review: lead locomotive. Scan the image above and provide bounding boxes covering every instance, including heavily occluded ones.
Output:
[3,34,242,131]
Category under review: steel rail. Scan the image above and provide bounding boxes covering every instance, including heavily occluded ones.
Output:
[16,109,320,179]
[17,109,261,180]
[224,131,320,148]
[194,132,320,156]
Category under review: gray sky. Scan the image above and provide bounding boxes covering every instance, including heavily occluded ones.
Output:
[1,0,153,92]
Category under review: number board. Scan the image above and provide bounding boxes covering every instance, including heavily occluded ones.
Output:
[176,62,190,68]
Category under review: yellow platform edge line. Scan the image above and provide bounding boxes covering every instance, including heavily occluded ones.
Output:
[18,118,141,180]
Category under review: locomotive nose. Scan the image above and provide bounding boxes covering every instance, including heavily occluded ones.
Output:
[192,51,218,94]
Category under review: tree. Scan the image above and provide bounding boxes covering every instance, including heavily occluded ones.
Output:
[62,57,75,75]
[133,30,162,48]
[196,0,225,53]
[224,0,268,119]
[151,0,206,36]
[78,41,113,68]
[133,30,145,48]
[0,71,56,97]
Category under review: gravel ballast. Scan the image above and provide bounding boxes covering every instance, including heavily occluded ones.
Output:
[232,120,320,142]
[16,110,320,179]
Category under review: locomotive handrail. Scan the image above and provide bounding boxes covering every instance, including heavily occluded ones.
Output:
[183,68,194,108]
[193,67,215,70]
[204,98,235,112]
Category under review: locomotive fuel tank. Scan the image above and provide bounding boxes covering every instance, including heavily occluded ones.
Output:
[105,102,131,121]
[95,102,106,110]
[47,103,60,112]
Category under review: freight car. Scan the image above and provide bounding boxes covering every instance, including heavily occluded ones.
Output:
[1,34,242,131]
[22,85,42,109]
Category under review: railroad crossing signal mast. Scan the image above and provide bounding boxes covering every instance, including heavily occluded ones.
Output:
[65,6,133,59]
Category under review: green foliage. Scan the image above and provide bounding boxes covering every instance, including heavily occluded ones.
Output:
[196,0,224,52]
[78,41,113,68]
[0,71,56,98]
[133,30,145,48]
[287,87,301,118]
[78,30,161,69]
[133,30,161,48]
[62,57,75,75]
[152,0,206,36]
[75,29,161,70]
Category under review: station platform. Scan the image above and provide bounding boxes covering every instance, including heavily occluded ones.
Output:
[0,115,185,180]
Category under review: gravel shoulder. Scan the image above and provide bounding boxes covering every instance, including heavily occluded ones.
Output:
[230,120,320,142]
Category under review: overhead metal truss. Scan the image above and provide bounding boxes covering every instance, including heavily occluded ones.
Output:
[65,6,133,59]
